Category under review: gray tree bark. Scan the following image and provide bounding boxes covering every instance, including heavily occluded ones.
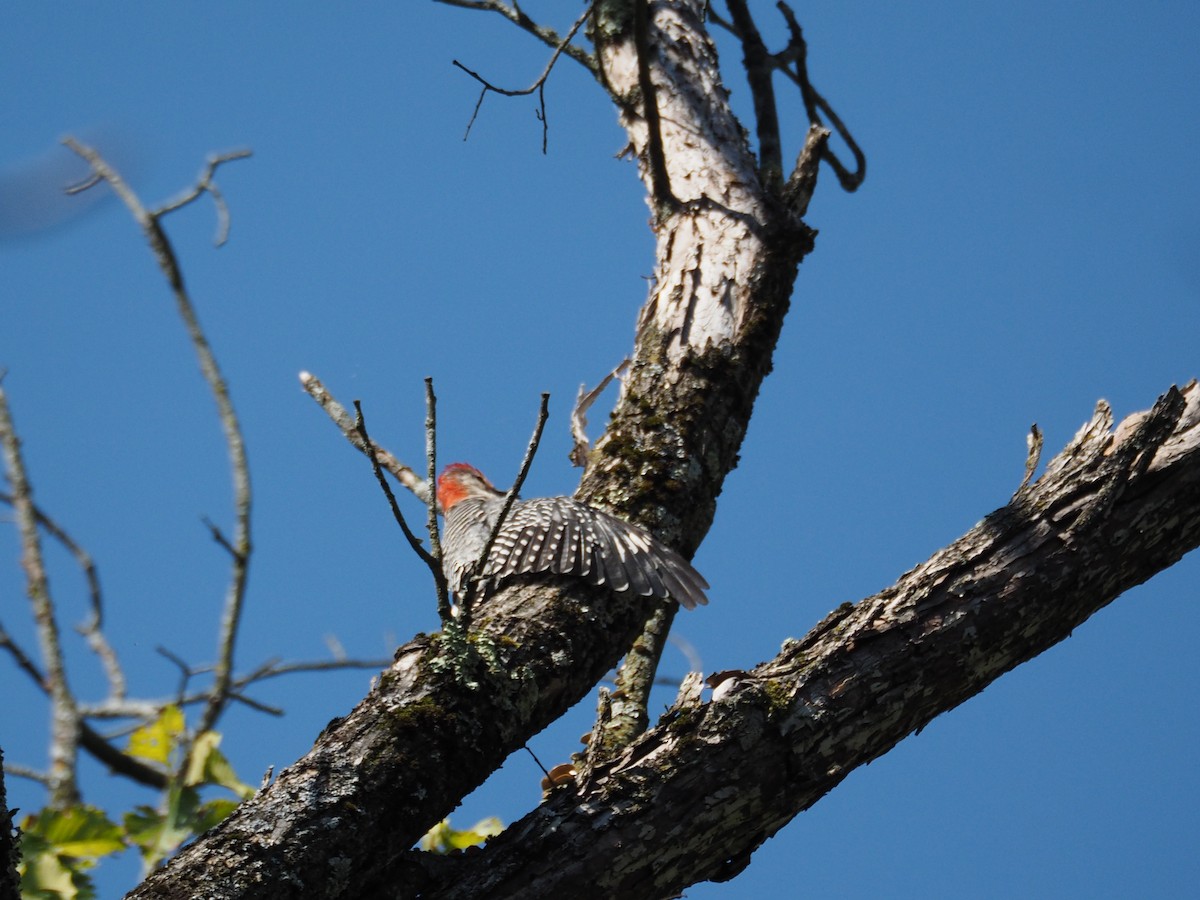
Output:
[127,3,1200,897]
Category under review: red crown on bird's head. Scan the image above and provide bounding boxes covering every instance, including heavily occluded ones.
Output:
[436,463,496,511]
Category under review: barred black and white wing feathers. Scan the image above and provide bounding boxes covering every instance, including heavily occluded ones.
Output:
[480,497,709,610]
[437,462,709,610]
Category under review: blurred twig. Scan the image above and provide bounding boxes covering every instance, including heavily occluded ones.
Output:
[63,137,254,753]
[0,378,81,806]
[0,488,125,699]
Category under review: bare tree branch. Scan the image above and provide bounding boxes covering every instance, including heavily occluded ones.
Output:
[299,370,431,502]
[451,3,592,152]
[569,359,628,467]
[773,1,865,191]
[459,392,551,623]
[423,379,452,621]
[148,149,252,245]
[725,0,783,189]
[0,619,45,689]
[353,401,442,584]
[0,379,80,807]
[0,489,125,701]
[382,384,1200,898]
[434,0,599,77]
[61,138,255,748]
[710,0,866,192]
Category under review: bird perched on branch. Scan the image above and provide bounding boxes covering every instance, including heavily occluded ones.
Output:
[437,463,709,610]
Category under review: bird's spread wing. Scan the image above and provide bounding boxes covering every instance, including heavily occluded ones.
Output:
[485,498,709,609]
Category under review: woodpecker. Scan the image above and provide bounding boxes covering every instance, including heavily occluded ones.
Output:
[436,462,709,610]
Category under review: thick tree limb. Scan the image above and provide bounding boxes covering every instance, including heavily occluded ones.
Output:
[129,379,1200,899]
[378,383,1200,898]
[128,5,813,895]
[123,4,1197,897]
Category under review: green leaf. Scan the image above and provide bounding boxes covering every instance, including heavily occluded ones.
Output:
[17,807,123,900]
[186,731,255,799]
[127,704,185,765]
[418,816,503,853]
[20,848,86,900]
[25,806,125,860]
[123,785,202,873]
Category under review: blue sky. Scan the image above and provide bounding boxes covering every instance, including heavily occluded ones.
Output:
[2,2,1198,897]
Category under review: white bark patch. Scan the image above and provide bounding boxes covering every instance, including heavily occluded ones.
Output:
[604,3,772,360]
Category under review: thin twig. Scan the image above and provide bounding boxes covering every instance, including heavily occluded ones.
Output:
[434,0,599,77]
[451,2,593,152]
[299,371,430,502]
[522,745,551,778]
[62,137,255,747]
[156,645,198,705]
[459,393,551,624]
[3,763,53,787]
[424,379,452,621]
[230,656,392,687]
[0,490,126,700]
[201,516,240,558]
[570,359,629,467]
[726,0,783,189]
[710,2,866,193]
[227,692,284,717]
[0,379,81,806]
[78,724,169,789]
[774,2,865,191]
[78,655,390,719]
[1017,423,1044,495]
[154,150,252,246]
[354,401,440,574]
[0,620,48,689]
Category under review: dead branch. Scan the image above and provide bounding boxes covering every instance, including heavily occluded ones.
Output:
[299,370,430,502]
[353,401,442,596]
[569,359,628,467]
[0,489,125,700]
[0,379,81,806]
[450,3,592,152]
[435,0,598,76]
[423,378,452,620]
[62,138,255,747]
[459,392,551,624]
[726,0,783,188]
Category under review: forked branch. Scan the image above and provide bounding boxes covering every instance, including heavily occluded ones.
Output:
[62,137,253,748]
[451,3,593,152]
